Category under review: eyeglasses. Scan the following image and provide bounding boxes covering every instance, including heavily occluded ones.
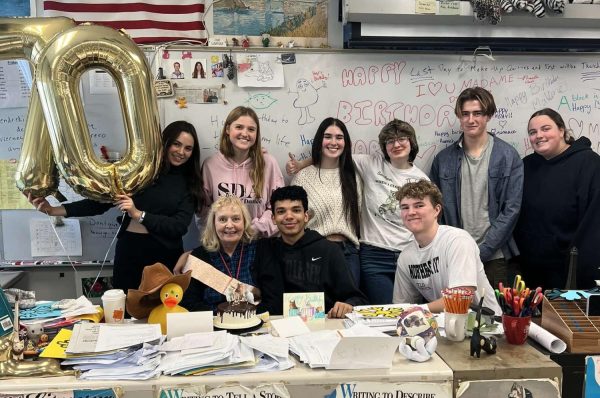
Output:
[385,137,409,146]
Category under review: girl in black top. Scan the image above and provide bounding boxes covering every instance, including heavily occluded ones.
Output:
[28,121,205,292]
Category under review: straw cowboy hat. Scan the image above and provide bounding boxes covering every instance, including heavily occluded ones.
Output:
[126,263,192,319]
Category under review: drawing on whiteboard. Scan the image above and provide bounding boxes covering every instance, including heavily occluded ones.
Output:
[245,93,277,109]
[288,78,325,125]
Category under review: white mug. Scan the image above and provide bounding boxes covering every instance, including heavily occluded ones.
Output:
[444,312,468,342]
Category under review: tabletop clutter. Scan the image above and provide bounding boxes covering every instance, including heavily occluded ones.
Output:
[0,266,573,381]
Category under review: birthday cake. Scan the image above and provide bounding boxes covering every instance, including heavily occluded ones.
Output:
[214,301,260,329]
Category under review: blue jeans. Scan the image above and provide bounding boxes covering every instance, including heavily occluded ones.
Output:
[333,241,360,288]
[360,243,400,305]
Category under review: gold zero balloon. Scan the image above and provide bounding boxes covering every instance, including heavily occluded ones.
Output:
[0,17,162,202]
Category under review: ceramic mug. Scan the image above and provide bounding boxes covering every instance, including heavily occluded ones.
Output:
[444,312,468,342]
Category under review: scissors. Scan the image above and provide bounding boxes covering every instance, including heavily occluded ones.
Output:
[513,297,524,317]
[513,275,526,295]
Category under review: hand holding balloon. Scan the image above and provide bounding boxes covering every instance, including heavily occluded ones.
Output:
[114,195,141,220]
[27,193,66,217]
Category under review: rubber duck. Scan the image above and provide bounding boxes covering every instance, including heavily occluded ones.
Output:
[148,282,188,334]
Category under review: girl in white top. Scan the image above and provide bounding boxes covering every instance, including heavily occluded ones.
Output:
[353,120,428,304]
[291,118,362,284]
[201,106,284,237]
[287,119,428,304]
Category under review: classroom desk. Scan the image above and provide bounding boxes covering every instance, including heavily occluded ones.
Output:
[435,335,562,397]
[0,319,454,398]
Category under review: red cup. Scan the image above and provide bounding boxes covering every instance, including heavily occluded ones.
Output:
[502,315,531,345]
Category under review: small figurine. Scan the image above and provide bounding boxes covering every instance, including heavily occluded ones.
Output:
[231,38,240,47]
[470,296,497,358]
[287,40,295,48]
[148,282,188,334]
[38,334,49,349]
[261,33,270,48]
[397,306,438,362]
[242,36,250,48]
[175,96,187,108]
[25,321,44,344]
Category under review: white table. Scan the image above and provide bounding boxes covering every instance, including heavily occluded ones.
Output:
[0,319,453,398]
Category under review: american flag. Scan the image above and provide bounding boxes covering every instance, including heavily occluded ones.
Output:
[43,0,206,44]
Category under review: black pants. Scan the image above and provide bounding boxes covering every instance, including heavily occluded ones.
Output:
[113,231,183,293]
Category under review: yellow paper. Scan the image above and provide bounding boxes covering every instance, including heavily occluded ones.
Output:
[39,328,72,359]
[72,306,104,323]
[415,0,436,14]
[0,160,32,209]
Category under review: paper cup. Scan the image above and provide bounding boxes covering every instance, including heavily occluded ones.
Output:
[444,312,468,342]
[102,289,126,323]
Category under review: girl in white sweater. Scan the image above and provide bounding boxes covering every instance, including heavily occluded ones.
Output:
[291,118,362,285]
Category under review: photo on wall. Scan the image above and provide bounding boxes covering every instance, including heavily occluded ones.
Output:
[210,55,224,78]
[170,59,189,79]
[191,59,208,79]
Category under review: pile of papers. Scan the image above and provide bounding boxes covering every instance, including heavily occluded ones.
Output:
[62,323,164,380]
[289,323,399,369]
[19,296,101,339]
[158,331,293,376]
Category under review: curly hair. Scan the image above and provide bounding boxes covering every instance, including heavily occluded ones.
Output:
[395,180,443,209]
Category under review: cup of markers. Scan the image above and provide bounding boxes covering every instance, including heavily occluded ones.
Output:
[442,288,473,342]
[495,275,542,345]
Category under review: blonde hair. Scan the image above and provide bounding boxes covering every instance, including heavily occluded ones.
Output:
[202,196,255,251]
[219,106,266,198]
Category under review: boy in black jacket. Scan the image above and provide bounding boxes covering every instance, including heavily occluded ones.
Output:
[254,185,368,318]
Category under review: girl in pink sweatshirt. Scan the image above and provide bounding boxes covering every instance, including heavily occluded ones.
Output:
[202,106,284,237]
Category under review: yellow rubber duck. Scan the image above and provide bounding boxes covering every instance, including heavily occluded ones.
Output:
[148,283,188,334]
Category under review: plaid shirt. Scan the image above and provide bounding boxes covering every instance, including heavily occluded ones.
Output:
[203,240,256,310]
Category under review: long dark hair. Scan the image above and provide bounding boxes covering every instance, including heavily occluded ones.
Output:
[311,118,360,236]
[161,120,206,209]
[192,61,205,78]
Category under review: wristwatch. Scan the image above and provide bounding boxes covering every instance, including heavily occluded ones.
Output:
[138,211,146,224]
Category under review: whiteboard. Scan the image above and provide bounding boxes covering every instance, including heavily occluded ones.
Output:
[161,49,600,177]
[2,49,600,261]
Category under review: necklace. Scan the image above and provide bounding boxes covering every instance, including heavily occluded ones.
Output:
[218,243,244,280]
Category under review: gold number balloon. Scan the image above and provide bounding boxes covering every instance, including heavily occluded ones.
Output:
[1,17,162,202]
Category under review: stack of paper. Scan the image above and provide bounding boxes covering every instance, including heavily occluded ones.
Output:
[63,322,164,380]
[289,330,341,368]
[158,331,294,376]
[64,344,164,380]
[289,324,399,369]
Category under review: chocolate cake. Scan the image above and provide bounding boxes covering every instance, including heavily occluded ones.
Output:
[214,301,260,329]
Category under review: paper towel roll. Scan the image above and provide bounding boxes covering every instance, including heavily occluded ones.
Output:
[528,322,567,354]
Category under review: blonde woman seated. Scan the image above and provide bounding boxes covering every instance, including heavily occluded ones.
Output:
[174,196,258,312]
